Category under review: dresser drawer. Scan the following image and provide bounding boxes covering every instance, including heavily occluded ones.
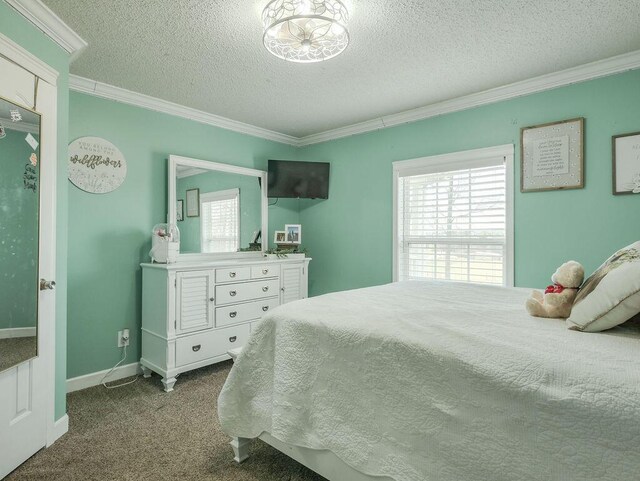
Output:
[216,297,279,328]
[175,324,250,367]
[215,279,279,305]
[251,265,278,279]
[215,267,251,283]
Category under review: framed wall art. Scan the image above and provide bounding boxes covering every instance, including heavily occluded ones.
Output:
[520,117,584,192]
[68,136,128,194]
[612,131,640,195]
[176,199,184,221]
[186,188,200,217]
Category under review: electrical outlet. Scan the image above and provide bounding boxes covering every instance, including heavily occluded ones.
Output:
[117,329,130,348]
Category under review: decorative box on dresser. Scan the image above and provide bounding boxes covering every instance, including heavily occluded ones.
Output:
[140,256,311,391]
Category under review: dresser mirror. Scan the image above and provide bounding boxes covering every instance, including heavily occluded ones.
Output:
[168,155,267,259]
[0,96,40,373]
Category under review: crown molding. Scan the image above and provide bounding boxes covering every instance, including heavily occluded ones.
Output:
[297,49,640,146]
[69,75,300,146]
[5,0,87,61]
[69,49,640,149]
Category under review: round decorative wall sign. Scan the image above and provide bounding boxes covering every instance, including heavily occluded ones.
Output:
[68,137,127,194]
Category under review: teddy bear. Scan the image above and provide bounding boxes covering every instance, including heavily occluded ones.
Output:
[525,261,585,319]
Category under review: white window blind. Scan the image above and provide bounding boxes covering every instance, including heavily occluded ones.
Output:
[395,147,513,286]
[200,189,240,253]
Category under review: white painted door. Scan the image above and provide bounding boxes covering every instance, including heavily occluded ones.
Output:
[176,270,215,334]
[280,264,307,304]
[0,56,56,478]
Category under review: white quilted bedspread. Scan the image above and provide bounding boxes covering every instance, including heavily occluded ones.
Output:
[218,281,640,481]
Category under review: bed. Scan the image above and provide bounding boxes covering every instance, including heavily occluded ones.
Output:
[217,281,640,481]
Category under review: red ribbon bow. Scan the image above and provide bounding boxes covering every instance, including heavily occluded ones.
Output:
[545,283,565,294]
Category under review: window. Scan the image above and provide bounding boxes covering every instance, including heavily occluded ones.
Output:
[393,145,514,286]
[200,189,240,253]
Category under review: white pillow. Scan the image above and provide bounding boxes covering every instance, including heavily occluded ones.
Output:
[567,241,640,332]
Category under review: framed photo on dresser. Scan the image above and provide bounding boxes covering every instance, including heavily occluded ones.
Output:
[274,230,287,244]
[285,224,301,244]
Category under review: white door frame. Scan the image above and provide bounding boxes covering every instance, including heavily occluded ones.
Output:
[0,31,62,447]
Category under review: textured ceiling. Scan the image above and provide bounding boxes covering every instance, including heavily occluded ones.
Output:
[43,0,640,138]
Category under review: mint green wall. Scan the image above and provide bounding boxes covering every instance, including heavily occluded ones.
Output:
[66,60,640,378]
[299,70,640,296]
[67,92,299,378]
[0,129,39,329]
[177,171,262,252]
[0,1,70,420]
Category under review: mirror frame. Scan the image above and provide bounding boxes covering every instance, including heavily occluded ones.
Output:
[0,94,42,373]
[168,155,268,261]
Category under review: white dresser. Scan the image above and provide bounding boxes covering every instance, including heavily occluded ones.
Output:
[140,256,311,391]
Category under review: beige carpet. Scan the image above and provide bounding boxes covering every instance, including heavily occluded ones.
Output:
[8,361,326,481]
[0,336,37,373]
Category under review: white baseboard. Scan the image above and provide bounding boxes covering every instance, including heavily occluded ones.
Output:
[66,362,142,393]
[47,414,69,446]
[0,327,36,339]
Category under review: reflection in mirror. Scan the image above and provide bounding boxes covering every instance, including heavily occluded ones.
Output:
[0,96,40,372]
[176,166,262,254]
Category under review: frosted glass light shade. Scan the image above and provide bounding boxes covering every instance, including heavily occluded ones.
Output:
[262,0,350,63]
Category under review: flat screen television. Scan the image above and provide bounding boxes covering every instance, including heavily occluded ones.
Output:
[268,160,330,199]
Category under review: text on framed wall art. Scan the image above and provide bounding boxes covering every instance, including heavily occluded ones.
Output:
[68,136,127,194]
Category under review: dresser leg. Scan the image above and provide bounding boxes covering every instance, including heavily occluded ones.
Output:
[230,437,251,463]
[161,376,177,392]
[141,365,152,378]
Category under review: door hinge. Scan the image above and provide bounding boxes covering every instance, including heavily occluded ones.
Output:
[175,279,177,287]
[174,320,177,329]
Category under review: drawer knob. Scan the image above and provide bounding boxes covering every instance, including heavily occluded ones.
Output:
[262,306,269,312]
[262,286,269,292]
[209,297,214,302]
[229,311,237,318]
[192,344,201,352]
[229,336,237,343]
[262,269,269,274]
[230,290,237,297]
[229,272,236,278]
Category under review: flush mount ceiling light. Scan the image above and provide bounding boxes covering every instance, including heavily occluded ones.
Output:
[262,0,350,63]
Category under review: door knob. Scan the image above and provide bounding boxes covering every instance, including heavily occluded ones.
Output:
[40,279,56,290]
